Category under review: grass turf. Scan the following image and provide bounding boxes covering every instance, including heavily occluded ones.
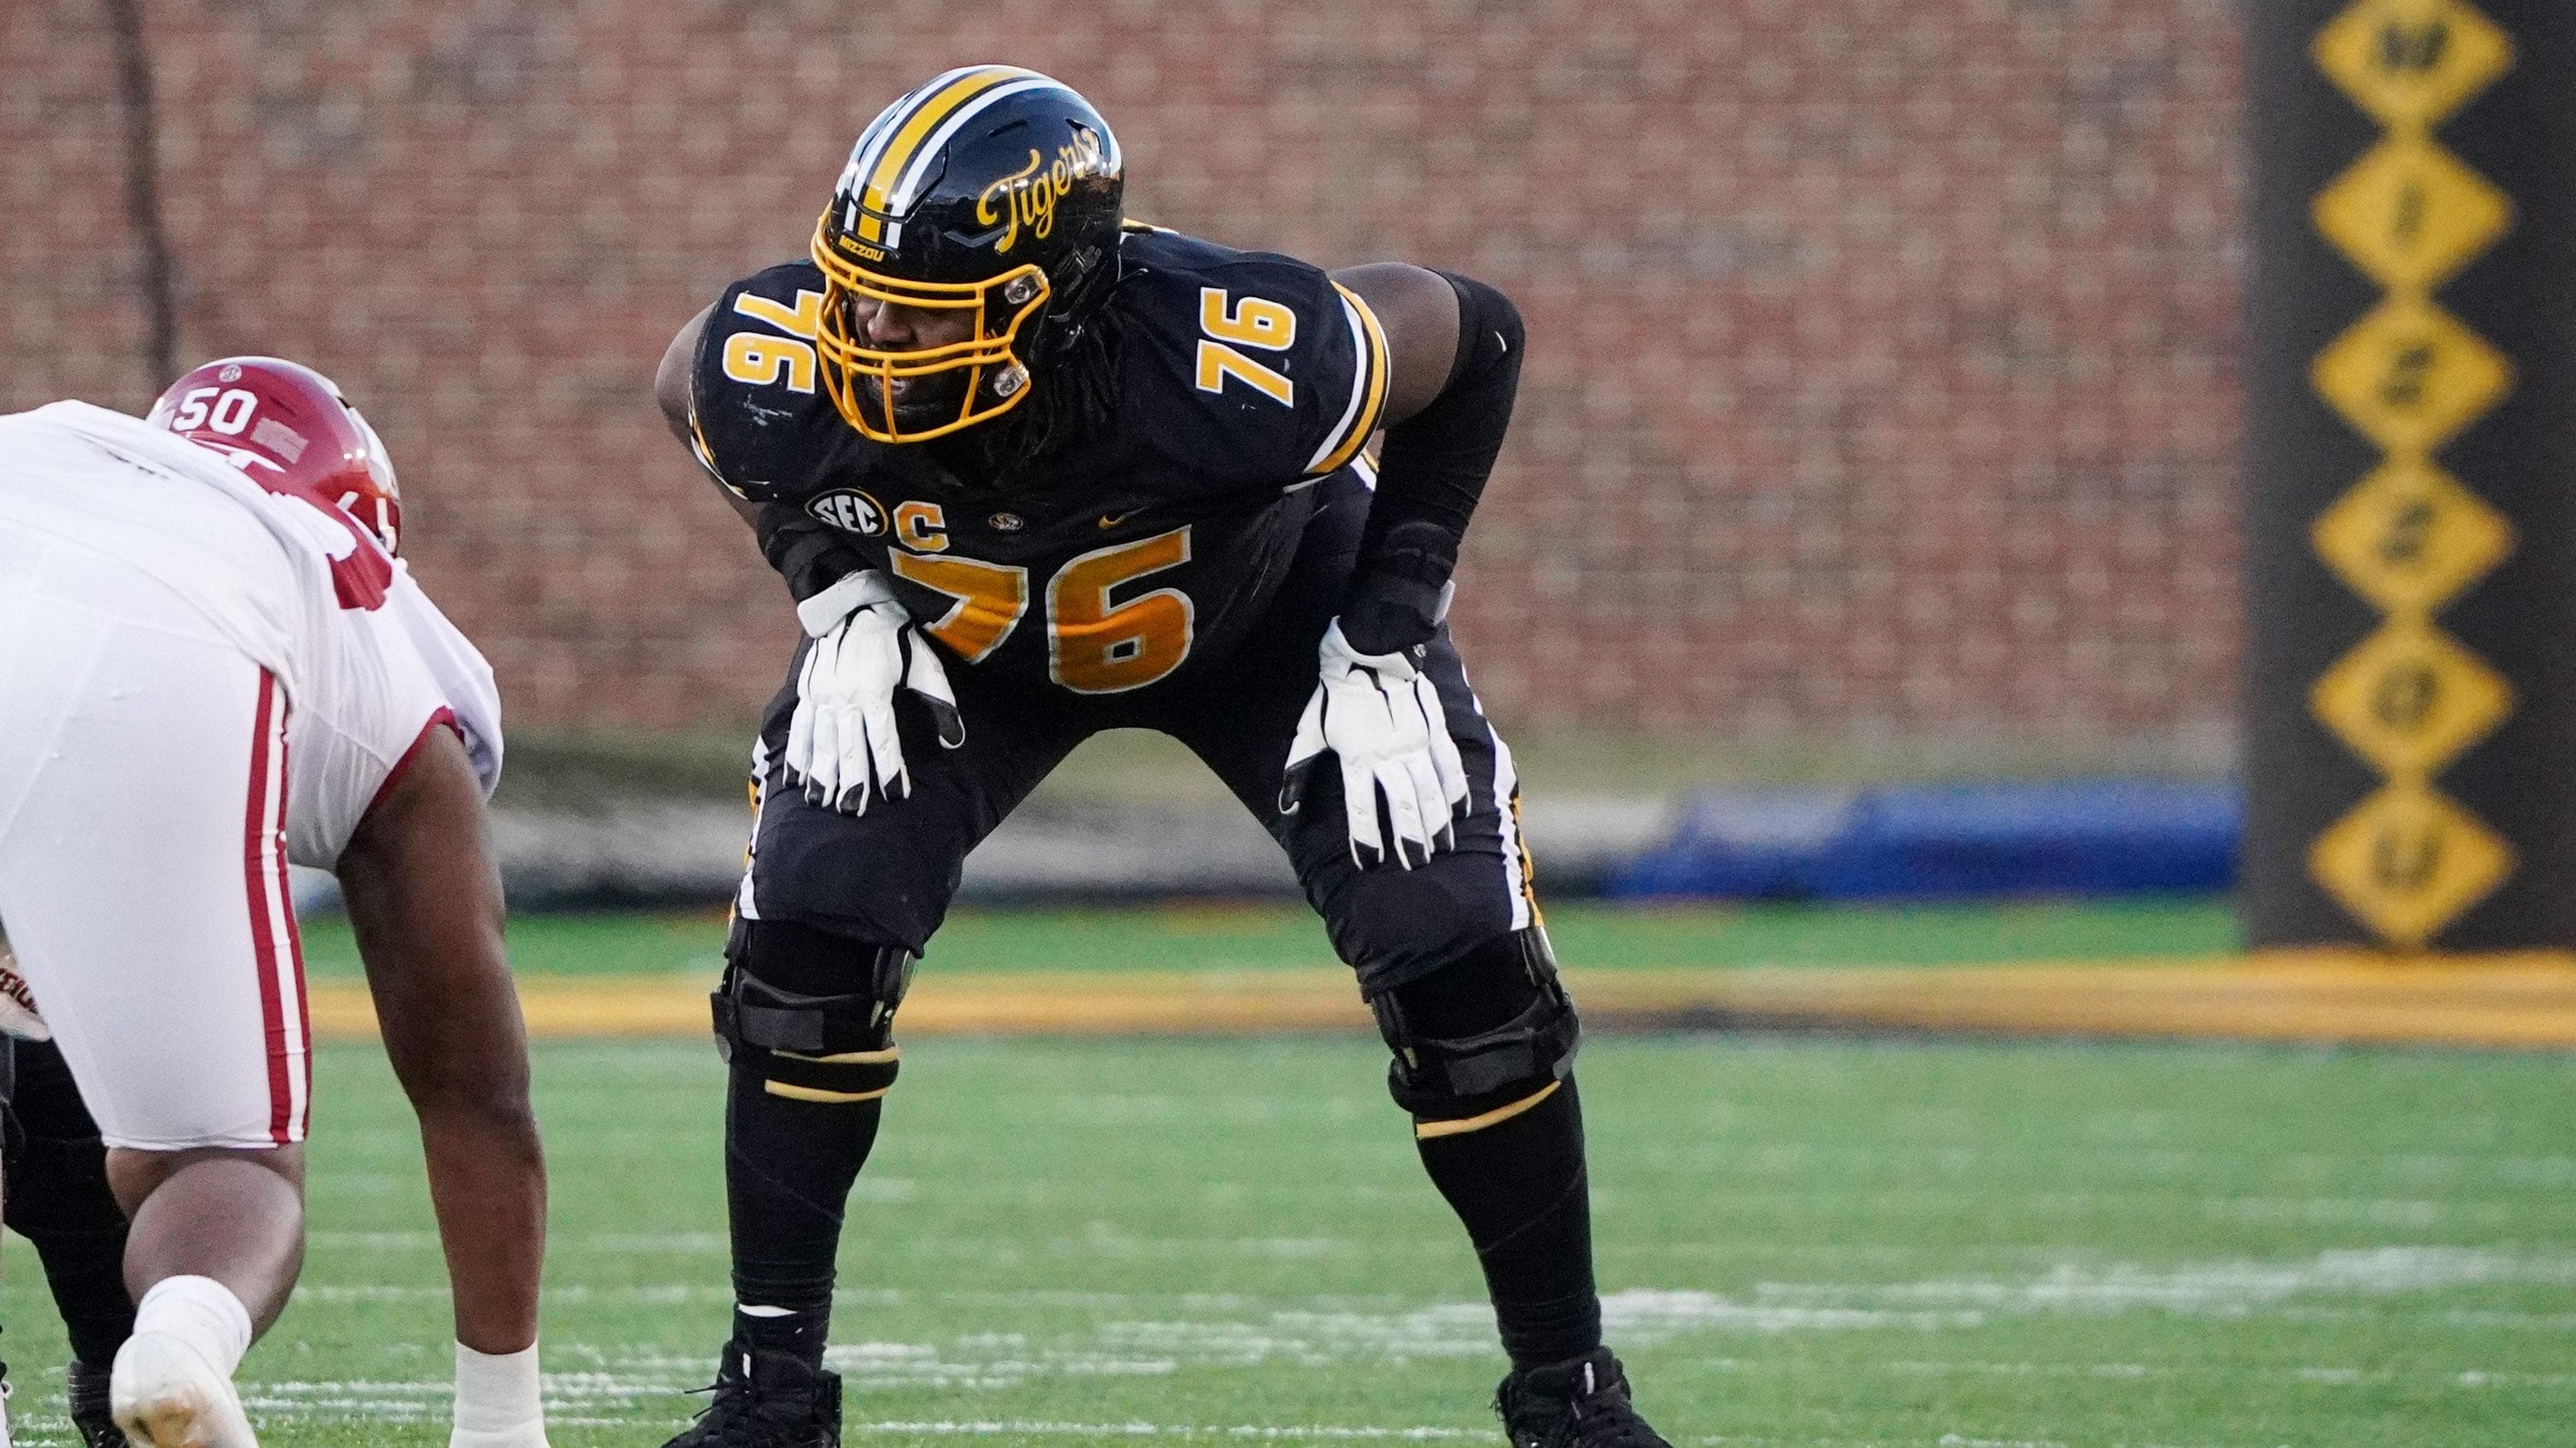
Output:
[5,1035,2571,1446]
[294,896,2245,981]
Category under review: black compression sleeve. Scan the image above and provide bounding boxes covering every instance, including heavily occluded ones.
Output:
[757,504,866,605]
[1341,271,1525,655]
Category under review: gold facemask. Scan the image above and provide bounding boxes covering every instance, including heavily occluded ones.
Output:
[810,213,1052,444]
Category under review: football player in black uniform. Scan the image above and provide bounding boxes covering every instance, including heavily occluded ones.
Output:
[653,66,1670,1448]
[0,947,137,1448]
[3,1037,139,1448]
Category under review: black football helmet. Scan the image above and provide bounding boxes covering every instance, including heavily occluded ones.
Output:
[811,65,1125,444]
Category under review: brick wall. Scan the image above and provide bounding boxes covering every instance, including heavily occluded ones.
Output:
[2,0,2243,740]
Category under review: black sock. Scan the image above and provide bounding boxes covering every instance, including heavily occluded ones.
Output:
[1416,1077,1603,1370]
[725,1067,884,1367]
[30,1222,136,1367]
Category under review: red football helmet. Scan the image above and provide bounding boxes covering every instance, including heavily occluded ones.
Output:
[147,356,403,555]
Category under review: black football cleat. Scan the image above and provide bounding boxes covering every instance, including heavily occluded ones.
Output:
[663,1339,842,1448]
[66,1358,131,1448]
[1495,1348,1671,1448]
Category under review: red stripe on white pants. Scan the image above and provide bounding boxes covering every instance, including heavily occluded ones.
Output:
[241,670,306,1144]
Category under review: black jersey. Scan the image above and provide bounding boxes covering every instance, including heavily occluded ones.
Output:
[689,226,1391,694]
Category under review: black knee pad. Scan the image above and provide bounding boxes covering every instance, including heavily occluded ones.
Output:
[1371,928,1580,1127]
[714,918,916,1104]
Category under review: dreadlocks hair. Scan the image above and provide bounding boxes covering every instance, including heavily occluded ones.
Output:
[935,298,1128,498]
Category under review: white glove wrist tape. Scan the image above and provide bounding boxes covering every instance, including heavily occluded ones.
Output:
[796,570,900,638]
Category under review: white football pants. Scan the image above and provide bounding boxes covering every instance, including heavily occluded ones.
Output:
[0,526,310,1150]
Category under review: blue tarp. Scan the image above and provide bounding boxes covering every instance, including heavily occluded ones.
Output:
[1603,779,2240,901]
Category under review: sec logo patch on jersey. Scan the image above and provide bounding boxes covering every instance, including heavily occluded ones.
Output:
[807,488,889,536]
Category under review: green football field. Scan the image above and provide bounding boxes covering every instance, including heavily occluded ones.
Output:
[8,900,2576,1446]
[288,896,2250,979]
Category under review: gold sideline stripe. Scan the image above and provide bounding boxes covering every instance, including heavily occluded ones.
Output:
[303,953,2576,1049]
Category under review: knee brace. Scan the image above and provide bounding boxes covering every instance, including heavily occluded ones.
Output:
[1371,928,1580,1136]
[714,919,916,1105]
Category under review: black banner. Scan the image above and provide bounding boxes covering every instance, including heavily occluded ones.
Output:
[2242,1,2576,950]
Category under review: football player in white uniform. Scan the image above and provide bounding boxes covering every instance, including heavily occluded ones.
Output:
[0,359,549,1448]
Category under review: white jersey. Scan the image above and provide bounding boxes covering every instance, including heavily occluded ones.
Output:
[0,401,502,866]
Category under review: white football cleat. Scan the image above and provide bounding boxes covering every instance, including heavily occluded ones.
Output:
[111,1333,258,1448]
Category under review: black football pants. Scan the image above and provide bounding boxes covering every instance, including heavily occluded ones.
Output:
[733,476,1539,995]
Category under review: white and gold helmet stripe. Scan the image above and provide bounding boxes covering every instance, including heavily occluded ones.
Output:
[879,75,1063,248]
[837,65,1049,247]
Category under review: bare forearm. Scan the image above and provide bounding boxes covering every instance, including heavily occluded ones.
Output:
[375,967,549,1352]
[341,730,551,1356]
[418,1098,546,1352]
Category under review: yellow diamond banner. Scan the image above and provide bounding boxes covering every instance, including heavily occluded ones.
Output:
[2310,458,2514,612]
[2312,134,2512,290]
[2311,617,2513,776]
[2309,782,2514,947]
[2312,296,2512,454]
[2314,0,2514,130]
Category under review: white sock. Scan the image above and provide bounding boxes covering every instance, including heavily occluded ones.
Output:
[453,1341,544,1438]
[132,1276,253,1377]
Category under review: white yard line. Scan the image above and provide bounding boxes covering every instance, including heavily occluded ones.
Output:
[1749,1245,2576,1314]
[282,1246,2576,1359]
[233,1244,2576,1429]
[1885,1358,2576,1391]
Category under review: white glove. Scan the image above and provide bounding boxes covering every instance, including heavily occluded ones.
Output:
[783,571,965,815]
[0,940,48,1042]
[1279,620,1472,868]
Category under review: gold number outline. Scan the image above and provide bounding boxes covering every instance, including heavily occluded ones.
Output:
[888,552,1029,662]
[723,289,826,394]
[1193,288,1296,406]
[1046,527,1196,694]
[882,524,1198,691]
